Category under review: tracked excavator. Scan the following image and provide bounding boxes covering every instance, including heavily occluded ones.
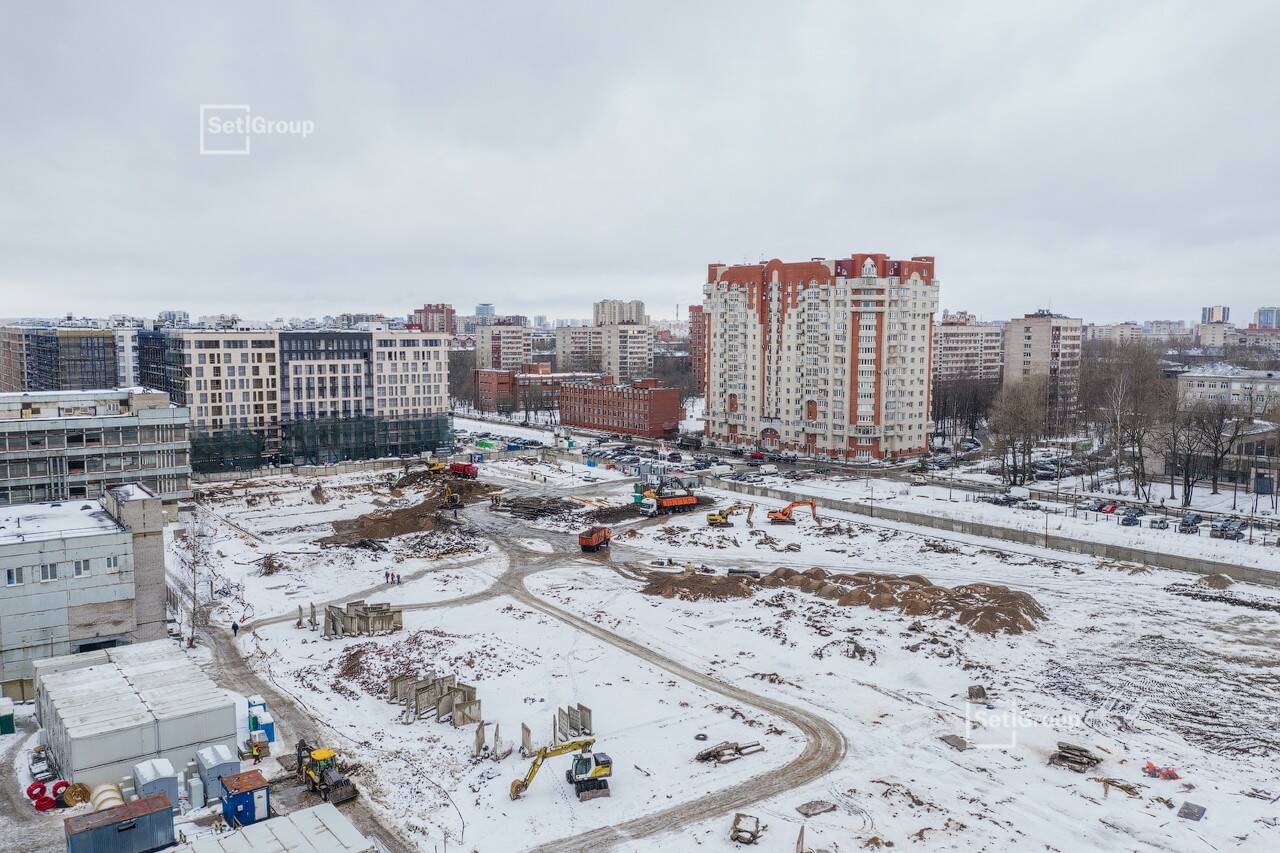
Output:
[706,502,754,528]
[509,737,613,802]
[766,500,819,525]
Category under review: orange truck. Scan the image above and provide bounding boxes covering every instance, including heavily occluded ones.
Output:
[578,527,612,552]
[640,493,698,517]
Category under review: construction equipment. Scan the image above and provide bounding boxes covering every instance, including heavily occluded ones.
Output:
[578,526,612,552]
[426,459,448,474]
[295,739,358,804]
[766,500,819,525]
[509,736,613,802]
[706,502,754,528]
[448,462,478,479]
[640,492,698,517]
[442,483,462,509]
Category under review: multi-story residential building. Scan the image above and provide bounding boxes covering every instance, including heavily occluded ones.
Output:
[1253,307,1280,330]
[409,303,455,334]
[703,252,939,461]
[475,325,533,371]
[114,328,141,387]
[156,310,189,327]
[0,327,119,393]
[555,325,654,379]
[1,484,166,698]
[475,303,496,321]
[559,377,683,438]
[688,305,707,393]
[592,299,648,327]
[1083,322,1144,344]
[1177,366,1280,415]
[1202,305,1231,324]
[1143,320,1191,340]
[932,313,1004,384]
[138,329,448,471]
[1195,322,1240,349]
[0,388,191,508]
[472,363,603,413]
[1002,311,1083,423]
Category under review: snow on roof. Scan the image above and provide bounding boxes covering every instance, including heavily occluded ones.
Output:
[108,483,155,502]
[0,387,160,402]
[1180,363,1280,379]
[0,500,121,546]
[171,804,375,852]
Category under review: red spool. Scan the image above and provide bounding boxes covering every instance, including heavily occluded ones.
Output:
[26,781,46,800]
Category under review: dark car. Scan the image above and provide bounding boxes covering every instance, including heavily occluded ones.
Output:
[667,452,682,462]
[1120,514,1140,526]
[1178,513,1203,533]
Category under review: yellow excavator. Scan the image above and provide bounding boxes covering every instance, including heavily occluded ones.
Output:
[766,500,819,525]
[706,502,754,528]
[426,458,448,475]
[510,737,613,802]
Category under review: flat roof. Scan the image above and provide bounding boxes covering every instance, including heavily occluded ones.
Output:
[65,793,171,835]
[0,387,158,402]
[171,803,373,852]
[0,500,121,546]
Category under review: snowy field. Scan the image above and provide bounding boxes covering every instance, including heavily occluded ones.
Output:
[480,456,628,487]
[243,597,803,851]
[741,474,1280,569]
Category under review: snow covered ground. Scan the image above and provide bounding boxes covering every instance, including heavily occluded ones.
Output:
[481,456,628,487]
[681,396,704,433]
[741,474,1280,569]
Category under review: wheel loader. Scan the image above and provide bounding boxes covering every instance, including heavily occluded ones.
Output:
[295,739,358,804]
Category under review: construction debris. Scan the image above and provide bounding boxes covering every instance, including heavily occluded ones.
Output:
[796,799,837,817]
[967,685,988,701]
[730,812,766,844]
[1177,801,1206,821]
[320,480,494,544]
[938,734,973,752]
[1142,761,1181,780]
[1048,742,1102,773]
[1089,776,1143,798]
[695,740,764,764]
[323,601,403,638]
[640,568,754,602]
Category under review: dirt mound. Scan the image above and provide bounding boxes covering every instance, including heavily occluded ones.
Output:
[1199,573,1235,590]
[640,569,754,601]
[320,480,494,545]
[763,568,1047,635]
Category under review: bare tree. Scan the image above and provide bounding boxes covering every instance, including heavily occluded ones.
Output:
[174,518,216,646]
[988,377,1048,485]
[1193,399,1250,495]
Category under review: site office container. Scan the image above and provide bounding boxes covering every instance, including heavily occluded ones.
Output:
[32,650,109,723]
[38,664,125,727]
[148,691,236,753]
[63,710,159,782]
[64,792,175,853]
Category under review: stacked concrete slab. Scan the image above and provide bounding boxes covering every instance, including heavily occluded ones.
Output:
[32,640,236,787]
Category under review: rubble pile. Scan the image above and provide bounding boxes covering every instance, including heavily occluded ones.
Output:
[398,528,488,560]
[492,495,579,519]
[320,481,494,545]
[758,567,1047,634]
[640,568,755,601]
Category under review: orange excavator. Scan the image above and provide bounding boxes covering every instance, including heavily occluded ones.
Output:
[766,500,819,525]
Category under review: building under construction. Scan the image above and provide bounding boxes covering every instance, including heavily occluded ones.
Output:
[0,326,119,393]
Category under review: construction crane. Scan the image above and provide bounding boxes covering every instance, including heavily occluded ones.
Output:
[766,500,819,525]
[509,736,613,802]
[295,739,358,804]
[706,502,754,528]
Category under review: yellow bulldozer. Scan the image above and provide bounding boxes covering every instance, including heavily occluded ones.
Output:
[706,502,754,528]
[510,737,613,802]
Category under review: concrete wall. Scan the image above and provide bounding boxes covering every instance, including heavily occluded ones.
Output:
[706,478,1280,588]
[102,489,167,642]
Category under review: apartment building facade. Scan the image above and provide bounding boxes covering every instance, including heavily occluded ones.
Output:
[932,313,1004,384]
[1202,305,1231,324]
[592,299,648,327]
[1177,367,1280,415]
[0,327,119,393]
[0,484,166,699]
[138,329,449,472]
[472,363,602,413]
[558,378,683,438]
[409,303,456,334]
[0,389,191,507]
[688,305,707,391]
[1002,311,1083,424]
[1083,322,1144,344]
[475,326,532,370]
[555,325,654,379]
[703,252,939,461]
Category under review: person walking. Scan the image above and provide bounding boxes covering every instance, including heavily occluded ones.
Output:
[231,620,239,638]
[385,570,390,584]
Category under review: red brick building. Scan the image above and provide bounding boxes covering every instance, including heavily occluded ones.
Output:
[559,377,684,438]
[688,305,706,394]
[409,303,455,334]
[473,362,603,413]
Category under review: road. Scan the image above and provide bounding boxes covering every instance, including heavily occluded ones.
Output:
[210,483,847,852]
[0,715,63,853]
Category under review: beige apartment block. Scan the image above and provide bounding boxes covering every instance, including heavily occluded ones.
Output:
[1002,311,1082,421]
[932,314,1004,384]
[556,324,654,379]
[475,326,532,370]
[703,253,939,461]
[592,299,648,327]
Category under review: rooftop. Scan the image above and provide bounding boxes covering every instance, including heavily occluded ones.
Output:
[171,803,374,852]
[0,500,122,546]
[0,387,154,403]
[1180,364,1280,379]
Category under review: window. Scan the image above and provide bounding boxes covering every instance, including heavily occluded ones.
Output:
[4,567,22,586]
[40,563,58,582]
[73,559,90,577]
[106,555,120,570]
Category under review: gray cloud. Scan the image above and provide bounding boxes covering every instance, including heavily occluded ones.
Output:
[2,1,1277,323]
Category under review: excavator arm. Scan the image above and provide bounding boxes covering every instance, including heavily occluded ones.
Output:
[510,737,596,800]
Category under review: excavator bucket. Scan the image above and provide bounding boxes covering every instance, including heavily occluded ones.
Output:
[509,779,528,800]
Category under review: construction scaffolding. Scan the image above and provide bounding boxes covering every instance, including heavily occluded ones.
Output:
[279,413,451,466]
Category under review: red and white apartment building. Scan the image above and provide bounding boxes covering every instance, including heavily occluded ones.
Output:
[702,252,938,461]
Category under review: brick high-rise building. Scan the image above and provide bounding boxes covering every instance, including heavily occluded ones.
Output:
[1002,311,1083,425]
[703,252,938,461]
[688,305,707,393]
[409,303,456,334]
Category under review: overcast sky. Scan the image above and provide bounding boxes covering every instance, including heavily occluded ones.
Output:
[2,2,1277,324]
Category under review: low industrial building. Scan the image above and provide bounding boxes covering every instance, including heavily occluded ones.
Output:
[31,640,237,787]
[0,387,191,507]
[472,362,603,413]
[0,485,168,699]
[558,377,684,439]
[171,803,380,852]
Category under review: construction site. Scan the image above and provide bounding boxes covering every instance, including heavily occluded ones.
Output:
[6,453,1277,853]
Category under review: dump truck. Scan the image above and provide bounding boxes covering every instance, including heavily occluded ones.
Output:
[510,737,612,802]
[640,493,698,517]
[578,527,612,552]
[295,739,358,804]
[448,462,478,479]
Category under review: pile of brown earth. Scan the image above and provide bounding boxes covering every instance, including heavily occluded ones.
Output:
[320,480,494,545]
[640,568,755,601]
[758,567,1047,634]
[1199,573,1235,590]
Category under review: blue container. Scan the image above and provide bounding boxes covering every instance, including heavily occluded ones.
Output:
[221,770,270,827]
[506,442,521,451]
[257,711,276,743]
[66,793,175,853]
[586,459,597,468]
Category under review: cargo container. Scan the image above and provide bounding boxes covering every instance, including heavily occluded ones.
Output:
[221,769,270,827]
[0,696,13,735]
[64,793,175,853]
[195,744,240,804]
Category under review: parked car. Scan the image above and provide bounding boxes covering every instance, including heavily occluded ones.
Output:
[1124,506,1147,517]
[1100,502,1119,513]
[1120,514,1140,526]
[667,452,682,462]
[749,451,765,461]
[1149,517,1169,530]
[1178,513,1203,534]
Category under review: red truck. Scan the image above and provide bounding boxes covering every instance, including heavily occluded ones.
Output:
[578,527,612,552]
[448,462,478,479]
